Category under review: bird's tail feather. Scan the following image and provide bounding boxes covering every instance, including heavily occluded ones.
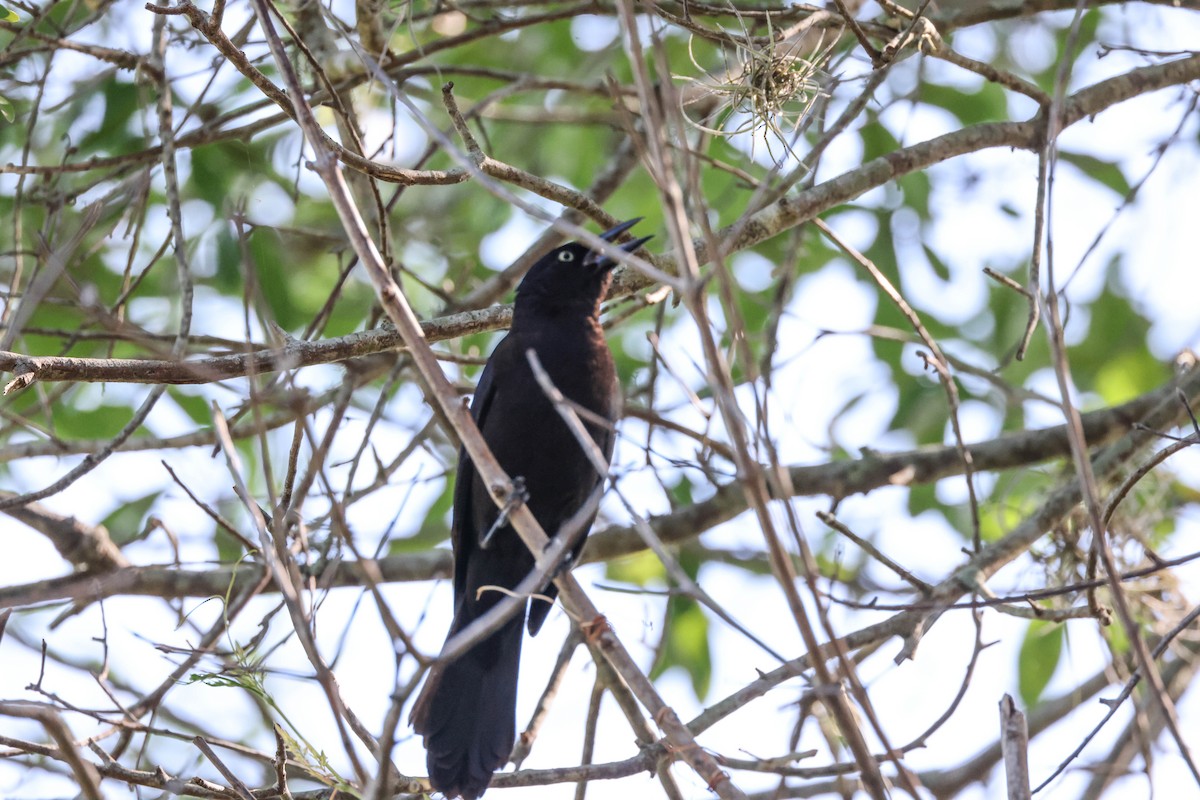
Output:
[412,613,524,800]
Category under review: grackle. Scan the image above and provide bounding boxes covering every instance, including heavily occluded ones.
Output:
[410,219,652,800]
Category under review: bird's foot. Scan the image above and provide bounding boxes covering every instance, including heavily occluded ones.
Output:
[480,476,529,549]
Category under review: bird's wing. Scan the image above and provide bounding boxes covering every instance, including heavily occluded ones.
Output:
[450,334,506,604]
[525,376,619,636]
[601,381,619,466]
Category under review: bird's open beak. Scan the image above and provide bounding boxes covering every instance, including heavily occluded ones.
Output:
[584,218,653,270]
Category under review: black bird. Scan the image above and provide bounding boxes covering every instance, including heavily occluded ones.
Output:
[410,219,652,800]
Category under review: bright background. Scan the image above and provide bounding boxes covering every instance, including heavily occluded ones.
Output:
[2,2,1200,798]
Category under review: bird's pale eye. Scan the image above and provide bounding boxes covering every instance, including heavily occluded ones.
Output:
[557,250,575,262]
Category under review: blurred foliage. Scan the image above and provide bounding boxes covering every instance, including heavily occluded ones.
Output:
[1018,618,1064,707]
[0,0,1190,598]
[1,1,1197,794]
[648,549,712,699]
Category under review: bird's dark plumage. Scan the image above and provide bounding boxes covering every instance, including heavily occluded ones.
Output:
[410,220,651,800]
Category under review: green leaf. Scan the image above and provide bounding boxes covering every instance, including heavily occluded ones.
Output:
[650,595,712,699]
[899,170,931,217]
[0,4,17,22]
[891,382,949,447]
[905,482,942,519]
[605,549,666,586]
[917,80,1007,126]
[923,244,950,282]
[190,142,240,208]
[980,471,1042,541]
[860,118,900,162]
[53,404,134,440]
[249,228,300,328]
[1058,151,1130,197]
[1093,349,1167,406]
[646,550,713,698]
[1103,618,1130,656]
[78,77,141,154]
[978,503,1024,543]
[102,491,163,544]
[0,93,14,122]
[667,475,694,509]
[215,528,249,562]
[169,387,212,426]
[391,479,456,552]
[1017,619,1063,707]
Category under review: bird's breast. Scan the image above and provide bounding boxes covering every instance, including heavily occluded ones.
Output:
[503,322,617,415]
[478,323,616,527]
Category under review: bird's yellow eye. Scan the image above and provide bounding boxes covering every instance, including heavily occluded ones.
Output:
[557,250,574,262]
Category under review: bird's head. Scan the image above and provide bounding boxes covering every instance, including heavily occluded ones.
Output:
[514,218,652,315]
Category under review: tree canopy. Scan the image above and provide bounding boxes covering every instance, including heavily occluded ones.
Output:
[2,1,1200,798]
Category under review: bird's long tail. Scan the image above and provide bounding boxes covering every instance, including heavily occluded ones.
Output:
[411,612,524,800]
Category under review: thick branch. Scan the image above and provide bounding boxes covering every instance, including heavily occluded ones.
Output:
[0,307,508,389]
